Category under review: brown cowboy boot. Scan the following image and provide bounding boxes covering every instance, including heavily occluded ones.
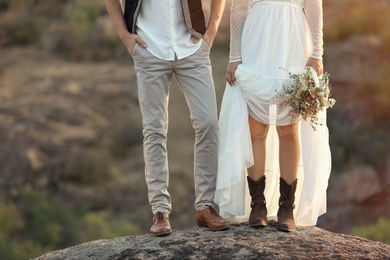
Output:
[277,177,298,232]
[247,176,267,227]
[196,206,230,231]
[150,212,172,237]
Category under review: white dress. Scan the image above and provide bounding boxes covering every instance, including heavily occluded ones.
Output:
[215,0,331,225]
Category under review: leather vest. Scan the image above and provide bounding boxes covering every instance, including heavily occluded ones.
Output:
[123,0,206,38]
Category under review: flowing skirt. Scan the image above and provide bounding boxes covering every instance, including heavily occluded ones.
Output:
[215,1,332,225]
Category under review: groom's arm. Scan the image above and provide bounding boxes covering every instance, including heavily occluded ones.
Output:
[105,0,146,55]
[202,0,226,48]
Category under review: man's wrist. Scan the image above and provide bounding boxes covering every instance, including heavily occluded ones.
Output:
[204,26,217,40]
[119,30,132,39]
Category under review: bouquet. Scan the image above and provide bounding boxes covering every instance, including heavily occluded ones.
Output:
[281,67,336,130]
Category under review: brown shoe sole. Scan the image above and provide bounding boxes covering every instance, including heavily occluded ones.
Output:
[151,230,172,237]
[276,225,295,232]
[197,222,230,231]
[249,222,267,228]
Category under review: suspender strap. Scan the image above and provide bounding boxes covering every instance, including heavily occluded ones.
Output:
[181,0,207,38]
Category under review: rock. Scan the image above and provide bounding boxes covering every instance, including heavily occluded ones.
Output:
[34,225,390,260]
[325,35,384,85]
[319,165,389,234]
[328,165,381,205]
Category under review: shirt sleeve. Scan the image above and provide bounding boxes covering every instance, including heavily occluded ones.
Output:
[229,0,251,63]
[304,0,324,60]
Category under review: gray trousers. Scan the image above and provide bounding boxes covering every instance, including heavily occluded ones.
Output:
[132,42,218,214]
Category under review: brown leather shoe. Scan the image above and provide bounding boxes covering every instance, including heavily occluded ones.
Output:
[196,206,230,231]
[150,212,172,237]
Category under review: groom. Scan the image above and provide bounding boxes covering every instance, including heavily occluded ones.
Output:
[105,0,229,236]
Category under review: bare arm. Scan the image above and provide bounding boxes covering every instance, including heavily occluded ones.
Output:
[104,0,146,55]
[194,0,225,48]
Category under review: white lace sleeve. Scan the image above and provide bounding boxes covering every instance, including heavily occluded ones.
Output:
[304,0,324,59]
[229,0,251,63]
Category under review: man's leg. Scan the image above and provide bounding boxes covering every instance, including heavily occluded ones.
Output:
[174,42,218,210]
[174,41,229,231]
[133,45,173,216]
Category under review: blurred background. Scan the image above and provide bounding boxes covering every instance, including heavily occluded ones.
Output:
[0,0,389,259]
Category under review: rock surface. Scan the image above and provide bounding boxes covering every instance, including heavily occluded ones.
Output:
[34,225,390,260]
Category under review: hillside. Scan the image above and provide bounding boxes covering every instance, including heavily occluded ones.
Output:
[0,0,390,259]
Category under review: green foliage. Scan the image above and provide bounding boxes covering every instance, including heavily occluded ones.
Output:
[62,149,114,185]
[109,120,143,158]
[74,212,140,244]
[0,11,41,46]
[0,0,124,59]
[0,203,23,236]
[329,108,390,171]
[0,238,44,260]
[0,201,46,260]
[0,0,68,46]
[110,138,129,158]
[0,0,10,11]
[0,0,67,46]
[62,0,101,46]
[63,0,101,24]
[22,190,77,248]
[354,218,390,244]
[0,191,140,260]
[56,0,123,60]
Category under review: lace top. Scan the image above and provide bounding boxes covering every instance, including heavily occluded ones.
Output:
[229,0,323,62]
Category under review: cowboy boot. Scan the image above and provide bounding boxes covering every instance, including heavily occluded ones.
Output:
[247,176,267,227]
[277,177,298,232]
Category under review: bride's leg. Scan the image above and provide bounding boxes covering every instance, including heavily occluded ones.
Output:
[276,122,300,183]
[275,122,299,232]
[247,116,269,227]
[247,116,269,181]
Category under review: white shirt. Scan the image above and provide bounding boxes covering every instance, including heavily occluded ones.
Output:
[136,0,203,61]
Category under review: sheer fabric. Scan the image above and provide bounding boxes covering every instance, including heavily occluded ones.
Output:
[215,0,331,226]
[229,0,324,62]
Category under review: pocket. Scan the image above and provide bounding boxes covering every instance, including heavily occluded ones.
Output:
[202,40,210,50]
[131,43,138,57]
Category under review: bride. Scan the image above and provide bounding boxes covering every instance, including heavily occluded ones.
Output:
[215,0,331,232]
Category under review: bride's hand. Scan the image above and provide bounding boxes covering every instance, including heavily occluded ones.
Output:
[306,57,323,76]
[226,61,241,86]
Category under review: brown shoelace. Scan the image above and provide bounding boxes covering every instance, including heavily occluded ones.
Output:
[208,206,222,217]
[154,212,166,222]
